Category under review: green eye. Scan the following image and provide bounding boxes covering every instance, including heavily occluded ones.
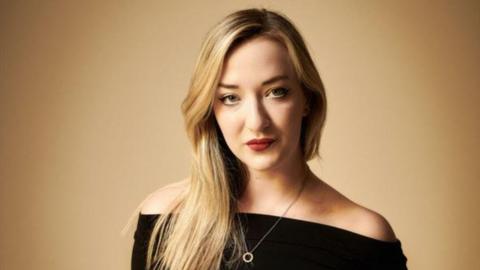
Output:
[270,87,289,97]
[219,94,239,105]
[218,88,289,106]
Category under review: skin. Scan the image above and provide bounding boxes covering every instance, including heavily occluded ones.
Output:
[213,36,312,214]
[211,36,397,241]
[142,35,398,242]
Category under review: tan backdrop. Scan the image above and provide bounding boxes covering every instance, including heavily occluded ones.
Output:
[1,1,479,269]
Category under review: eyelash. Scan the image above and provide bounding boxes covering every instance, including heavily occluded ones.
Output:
[219,87,290,105]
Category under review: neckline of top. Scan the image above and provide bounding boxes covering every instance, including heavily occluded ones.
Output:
[235,212,401,245]
[139,211,401,246]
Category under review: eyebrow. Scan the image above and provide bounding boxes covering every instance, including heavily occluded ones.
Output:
[218,74,289,89]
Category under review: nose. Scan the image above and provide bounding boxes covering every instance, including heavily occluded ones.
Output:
[245,95,270,132]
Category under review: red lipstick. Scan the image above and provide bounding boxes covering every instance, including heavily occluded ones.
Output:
[246,138,276,151]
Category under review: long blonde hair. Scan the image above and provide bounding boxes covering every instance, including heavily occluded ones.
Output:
[129,7,327,270]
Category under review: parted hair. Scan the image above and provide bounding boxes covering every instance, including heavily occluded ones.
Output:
[128,7,327,270]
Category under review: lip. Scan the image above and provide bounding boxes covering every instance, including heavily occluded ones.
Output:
[246,138,275,145]
[247,140,275,151]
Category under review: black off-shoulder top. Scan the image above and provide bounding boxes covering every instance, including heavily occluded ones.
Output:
[132,212,408,270]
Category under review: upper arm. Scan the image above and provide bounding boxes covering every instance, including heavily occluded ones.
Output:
[140,178,189,215]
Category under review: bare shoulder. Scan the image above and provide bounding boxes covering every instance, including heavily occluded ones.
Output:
[307,179,398,242]
[342,203,398,242]
[140,177,190,215]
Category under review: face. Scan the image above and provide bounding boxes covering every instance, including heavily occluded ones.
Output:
[213,36,308,172]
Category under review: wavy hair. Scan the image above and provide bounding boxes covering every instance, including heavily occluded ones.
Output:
[126,7,327,270]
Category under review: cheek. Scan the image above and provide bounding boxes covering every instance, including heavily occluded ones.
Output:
[214,112,241,143]
[266,105,303,151]
[270,101,303,130]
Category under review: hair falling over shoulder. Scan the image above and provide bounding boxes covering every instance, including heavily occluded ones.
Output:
[145,7,327,270]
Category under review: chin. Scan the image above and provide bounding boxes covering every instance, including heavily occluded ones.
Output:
[243,156,280,172]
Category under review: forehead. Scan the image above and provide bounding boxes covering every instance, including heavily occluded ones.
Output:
[219,36,296,85]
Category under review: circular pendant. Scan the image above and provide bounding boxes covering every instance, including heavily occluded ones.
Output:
[242,252,254,263]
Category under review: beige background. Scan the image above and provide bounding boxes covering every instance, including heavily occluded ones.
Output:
[1,1,479,269]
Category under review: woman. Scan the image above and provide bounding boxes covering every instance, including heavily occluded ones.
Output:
[129,8,408,270]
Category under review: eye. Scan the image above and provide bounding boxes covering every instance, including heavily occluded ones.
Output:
[218,94,239,105]
[218,87,289,106]
[269,87,289,98]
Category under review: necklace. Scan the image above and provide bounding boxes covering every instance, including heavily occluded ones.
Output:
[240,172,308,263]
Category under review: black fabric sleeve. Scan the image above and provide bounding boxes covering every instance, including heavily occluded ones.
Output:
[372,241,408,270]
[131,214,160,270]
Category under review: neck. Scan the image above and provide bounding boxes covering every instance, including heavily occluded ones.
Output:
[238,153,311,215]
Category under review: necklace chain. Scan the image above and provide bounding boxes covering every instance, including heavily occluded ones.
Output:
[240,172,309,263]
